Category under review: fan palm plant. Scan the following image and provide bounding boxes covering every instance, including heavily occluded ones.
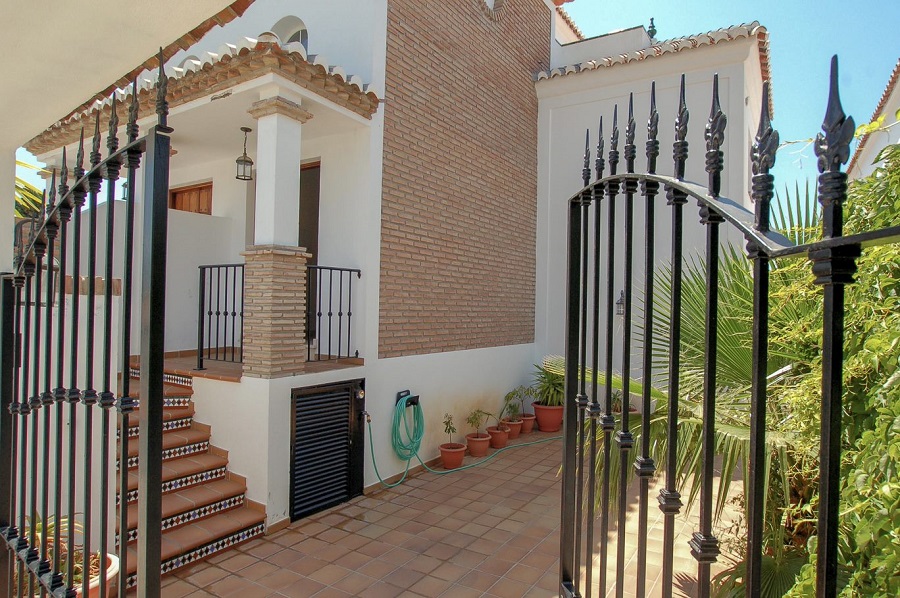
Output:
[15,160,46,218]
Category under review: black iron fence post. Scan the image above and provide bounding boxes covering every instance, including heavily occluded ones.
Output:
[0,277,14,593]
[137,51,172,598]
[197,267,206,370]
[811,56,858,598]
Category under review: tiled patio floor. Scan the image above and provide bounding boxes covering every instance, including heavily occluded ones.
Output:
[158,431,735,597]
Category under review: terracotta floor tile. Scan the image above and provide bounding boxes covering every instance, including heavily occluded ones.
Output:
[256,567,307,590]
[331,571,377,594]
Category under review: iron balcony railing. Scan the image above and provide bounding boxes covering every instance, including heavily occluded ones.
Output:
[196,264,244,370]
[0,54,172,598]
[557,57,899,598]
[306,265,361,361]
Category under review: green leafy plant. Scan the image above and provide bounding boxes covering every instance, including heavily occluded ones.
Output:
[466,409,489,436]
[505,385,537,415]
[503,401,521,423]
[15,160,46,218]
[533,362,564,406]
[442,413,457,444]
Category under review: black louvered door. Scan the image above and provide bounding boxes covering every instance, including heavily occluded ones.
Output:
[290,379,365,521]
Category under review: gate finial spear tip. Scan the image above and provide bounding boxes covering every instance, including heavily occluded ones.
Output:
[628,92,634,120]
[757,82,772,136]
[650,81,656,112]
[679,74,686,106]
[710,73,721,117]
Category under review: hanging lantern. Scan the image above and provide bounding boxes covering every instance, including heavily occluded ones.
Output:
[615,290,625,316]
[235,127,254,181]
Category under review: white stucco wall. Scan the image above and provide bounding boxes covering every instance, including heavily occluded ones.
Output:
[850,81,900,180]
[535,39,763,373]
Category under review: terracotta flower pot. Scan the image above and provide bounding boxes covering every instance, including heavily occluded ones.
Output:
[520,413,536,434]
[466,432,491,457]
[77,553,119,598]
[501,419,523,439]
[533,402,564,432]
[487,426,509,449]
[439,442,467,470]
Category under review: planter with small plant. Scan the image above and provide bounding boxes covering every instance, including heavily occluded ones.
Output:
[486,411,510,449]
[499,399,523,440]
[504,385,537,434]
[465,409,491,457]
[533,361,564,432]
[16,515,119,598]
[439,413,467,470]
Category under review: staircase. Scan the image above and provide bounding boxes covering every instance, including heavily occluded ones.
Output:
[119,368,266,588]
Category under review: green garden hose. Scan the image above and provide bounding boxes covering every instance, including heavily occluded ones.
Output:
[365,397,562,488]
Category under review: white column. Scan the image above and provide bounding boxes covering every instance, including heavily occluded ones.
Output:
[0,147,16,270]
[248,97,312,246]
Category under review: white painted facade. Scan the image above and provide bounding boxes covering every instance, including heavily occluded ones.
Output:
[849,64,900,179]
[536,30,766,375]
[20,1,768,530]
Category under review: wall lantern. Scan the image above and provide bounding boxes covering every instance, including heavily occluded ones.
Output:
[235,127,254,181]
[615,290,625,316]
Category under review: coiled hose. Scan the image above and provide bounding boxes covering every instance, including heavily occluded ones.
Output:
[366,396,561,488]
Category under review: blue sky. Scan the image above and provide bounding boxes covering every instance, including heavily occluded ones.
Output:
[563,0,900,191]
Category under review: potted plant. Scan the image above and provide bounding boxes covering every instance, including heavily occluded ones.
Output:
[500,399,523,440]
[533,361,564,432]
[611,389,638,414]
[18,515,119,598]
[486,412,510,449]
[438,413,466,470]
[505,385,537,434]
[465,409,491,457]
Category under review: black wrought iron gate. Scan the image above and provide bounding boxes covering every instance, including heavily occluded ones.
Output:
[558,57,900,597]
[0,55,171,598]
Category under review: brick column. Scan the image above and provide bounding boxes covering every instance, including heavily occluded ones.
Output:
[242,245,311,378]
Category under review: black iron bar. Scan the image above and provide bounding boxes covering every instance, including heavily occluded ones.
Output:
[598,105,620,593]
[98,98,121,598]
[40,183,59,595]
[206,268,212,361]
[0,277,17,597]
[231,266,237,361]
[746,81,777,597]
[17,271,31,598]
[585,115,604,598]
[559,193,583,598]
[574,129,592,588]
[811,56,857,598]
[635,82,660,598]
[81,113,103,598]
[137,59,172,594]
[337,271,344,357]
[215,267,221,360]
[53,162,72,591]
[67,132,87,592]
[328,269,334,359]
[659,74,689,598]
[118,84,141,598]
[197,267,206,369]
[5,276,24,598]
[306,271,312,362]
[347,272,354,359]
[317,269,322,360]
[31,235,48,597]
[614,95,638,598]
[20,257,41,596]
[690,75,726,595]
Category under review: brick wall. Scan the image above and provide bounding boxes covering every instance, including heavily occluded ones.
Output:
[242,245,310,378]
[380,0,550,358]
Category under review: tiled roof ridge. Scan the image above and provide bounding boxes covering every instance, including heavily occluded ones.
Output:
[60,0,256,129]
[536,21,772,111]
[556,7,584,41]
[848,57,900,173]
[25,32,381,155]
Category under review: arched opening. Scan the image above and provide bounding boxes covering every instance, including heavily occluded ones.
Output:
[271,15,309,50]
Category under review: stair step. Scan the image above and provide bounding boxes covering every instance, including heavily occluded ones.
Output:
[129,365,193,389]
[121,413,194,439]
[122,451,229,504]
[120,478,248,542]
[124,505,265,584]
[121,426,211,471]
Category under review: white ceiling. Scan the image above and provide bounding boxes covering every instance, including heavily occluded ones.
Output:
[2,0,238,149]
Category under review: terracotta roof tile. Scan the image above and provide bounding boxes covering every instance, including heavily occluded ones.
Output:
[848,58,900,173]
[26,33,381,155]
[536,21,772,114]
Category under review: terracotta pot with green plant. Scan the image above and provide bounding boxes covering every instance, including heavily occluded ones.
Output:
[439,413,466,469]
[18,515,119,598]
[486,412,510,449]
[533,361,564,432]
[465,409,491,457]
[499,400,523,440]
[505,385,537,434]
